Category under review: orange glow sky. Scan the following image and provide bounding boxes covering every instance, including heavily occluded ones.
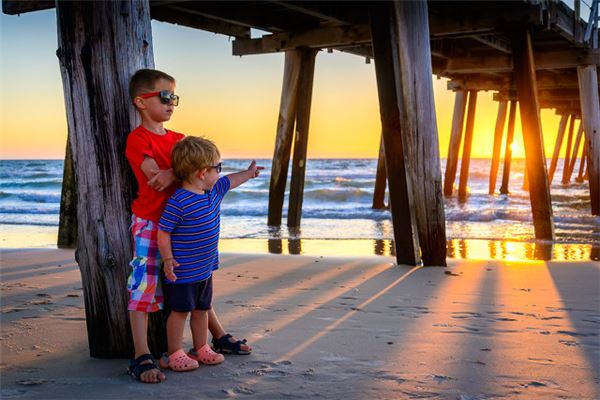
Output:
[1,10,564,160]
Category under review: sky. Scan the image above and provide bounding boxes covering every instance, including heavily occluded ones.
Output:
[0,8,566,160]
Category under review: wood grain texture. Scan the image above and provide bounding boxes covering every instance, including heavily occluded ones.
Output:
[56,0,161,357]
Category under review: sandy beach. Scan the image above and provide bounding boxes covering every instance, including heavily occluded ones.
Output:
[1,248,598,399]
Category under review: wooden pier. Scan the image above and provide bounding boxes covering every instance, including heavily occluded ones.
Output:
[3,0,598,357]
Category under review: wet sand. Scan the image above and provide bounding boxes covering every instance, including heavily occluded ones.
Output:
[1,248,599,399]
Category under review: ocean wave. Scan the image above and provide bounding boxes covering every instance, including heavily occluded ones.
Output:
[0,220,58,227]
[0,180,63,189]
[0,191,62,203]
[0,205,60,214]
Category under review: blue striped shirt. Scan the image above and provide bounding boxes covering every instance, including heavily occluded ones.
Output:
[158,176,230,284]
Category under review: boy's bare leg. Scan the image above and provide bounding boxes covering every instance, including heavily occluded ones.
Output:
[208,308,252,352]
[129,310,166,383]
[166,311,189,355]
[190,310,209,350]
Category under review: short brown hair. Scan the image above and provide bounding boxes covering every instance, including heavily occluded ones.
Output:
[129,69,175,100]
[172,136,221,183]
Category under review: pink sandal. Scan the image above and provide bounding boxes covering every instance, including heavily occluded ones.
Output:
[159,349,199,371]
[188,344,225,365]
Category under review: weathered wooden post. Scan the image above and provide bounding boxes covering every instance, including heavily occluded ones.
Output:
[268,51,302,226]
[500,101,517,194]
[512,29,554,239]
[55,0,158,357]
[444,90,467,196]
[561,114,576,184]
[392,0,447,265]
[372,135,387,209]
[577,65,600,215]
[458,90,478,202]
[548,114,569,182]
[58,138,77,248]
[567,122,585,182]
[370,2,420,266]
[489,100,508,194]
[576,144,587,182]
[288,48,317,228]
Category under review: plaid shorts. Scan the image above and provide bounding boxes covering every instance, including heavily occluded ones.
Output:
[127,215,164,312]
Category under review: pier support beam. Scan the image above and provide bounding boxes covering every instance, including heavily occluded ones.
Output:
[288,49,317,228]
[458,91,478,202]
[393,0,447,265]
[268,51,301,226]
[489,100,508,194]
[56,0,158,357]
[562,115,576,184]
[500,101,517,194]
[512,29,554,239]
[548,114,569,183]
[58,138,77,248]
[567,122,585,183]
[444,90,467,196]
[577,65,600,215]
[370,2,420,266]
[372,135,387,209]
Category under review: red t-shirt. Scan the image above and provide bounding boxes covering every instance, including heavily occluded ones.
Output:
[125,126,184,222]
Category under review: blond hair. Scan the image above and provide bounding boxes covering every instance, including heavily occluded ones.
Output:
[172,136,220,183]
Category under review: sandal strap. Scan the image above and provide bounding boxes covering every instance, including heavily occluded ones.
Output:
[134,362,158,375]
[133,353,155,365]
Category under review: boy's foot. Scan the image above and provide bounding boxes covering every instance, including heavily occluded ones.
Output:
[188,344,225,365]
[128,354,166,383]
[212,333,252,355]
[159,349,199,371]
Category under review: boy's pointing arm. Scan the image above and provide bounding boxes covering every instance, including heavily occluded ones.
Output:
[227,160,264,189]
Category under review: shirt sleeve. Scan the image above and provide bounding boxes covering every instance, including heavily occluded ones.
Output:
[213,176,231,199]
[159,197,183,232]
[125,131,154,168]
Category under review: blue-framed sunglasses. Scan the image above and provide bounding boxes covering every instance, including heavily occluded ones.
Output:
[210,162,222,173]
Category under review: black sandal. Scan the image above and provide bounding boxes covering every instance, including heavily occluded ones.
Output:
[212,333,252,355]
[127,354,163,383]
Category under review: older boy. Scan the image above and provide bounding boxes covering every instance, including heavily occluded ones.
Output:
[156,136,262,371]
[125,69,251,383]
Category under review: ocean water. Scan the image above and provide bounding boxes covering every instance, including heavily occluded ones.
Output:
[0,159,598,251]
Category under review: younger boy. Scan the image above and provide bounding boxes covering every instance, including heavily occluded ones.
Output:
[156,136,262,371]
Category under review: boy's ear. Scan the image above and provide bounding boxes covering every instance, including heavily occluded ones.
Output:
[196,168,208,179]
[133,97,146,110]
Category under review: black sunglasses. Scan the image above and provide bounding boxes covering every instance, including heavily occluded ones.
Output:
[138,90,179,106]
[210,162,222,173]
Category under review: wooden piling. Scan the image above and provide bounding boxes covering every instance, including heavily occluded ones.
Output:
[489,100,508,194]
[56,0,157,357]
[548,114,569,182]
[393,0,447,266]
[268,51,301,226]
[458,91,478,202]
[576,143,587,183]
[58,137,77,248]
[577,65,600,215]
[561,114,576,184]
[370,2,420,266]
[567,122,585,182]
[288,48,317,228]
[372,135,387,209]
[500,101,517,194]
[512,29,554,239]
[444,90,467,196]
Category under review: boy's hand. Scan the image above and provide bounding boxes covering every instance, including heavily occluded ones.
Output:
[247,160,265,178]
[163,258,178,282]
[148,169,177,191]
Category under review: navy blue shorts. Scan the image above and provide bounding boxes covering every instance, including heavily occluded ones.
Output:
[163,276,213,312]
